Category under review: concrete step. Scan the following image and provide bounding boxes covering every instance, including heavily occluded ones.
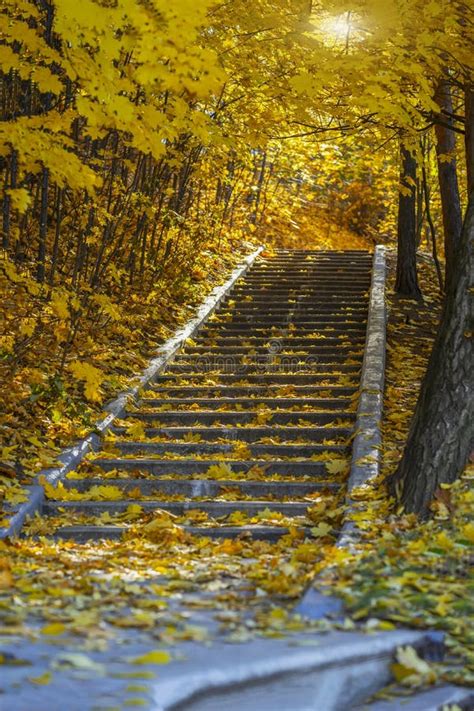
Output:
[213,311,368,321]
[195,334,364,343]
[61,478,338,497]
[232,277,370,284]
[52,524,304,542]
[112,441,346,457]
[226,293,369,300]
[229,291,369,300]
[242,267,371,273]
[164,363,361,375]
[143,385,358,397]
[248,270,370,276]
[236,269,371,276]
[231,283,369,290]
[244,279,369,284]
[234,285,370,293]
[153,373,359,384]
[189,337,365,347]
[247,264,370,268]
[218,306,369,315]
[181,346,363,355]
[172,354,362,365]
[209,315,368,325]
[236,275,369,279]
[90,458,337,476]
[200,322,367,330]
[216,315,366,324]
[43,500,315,517]
[139,630,441,711]
[237,288,370,294]
[246,272,369,278]
[125,410,355,425]
[247,262,371,268]
[257,247,370,252]
[199,328,366,339]
[224,296,369,304]
[139,397,353,409]
[112,425,352,442]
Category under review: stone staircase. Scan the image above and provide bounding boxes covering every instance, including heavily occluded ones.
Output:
[42,249,373,542]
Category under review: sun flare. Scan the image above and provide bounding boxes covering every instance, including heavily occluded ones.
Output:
[320,12,352,43]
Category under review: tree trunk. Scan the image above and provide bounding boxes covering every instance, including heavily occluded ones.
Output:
[2,150,17,250]
[434,79,462,289]
[395,145,422,299]
[389,192,474,516]
[465,83,474,195]
[422,166,443,292]
[37,167,49,283]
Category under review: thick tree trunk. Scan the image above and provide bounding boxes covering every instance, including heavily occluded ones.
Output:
[395,145,422,299]
[434,79,462,288]
[465,83,474,195]
[389,193,474,516]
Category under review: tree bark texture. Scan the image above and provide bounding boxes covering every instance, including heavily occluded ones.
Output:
[395,145,422,299]
[434,79,463,289]
[390,193,474,516]
[465,83,474,195]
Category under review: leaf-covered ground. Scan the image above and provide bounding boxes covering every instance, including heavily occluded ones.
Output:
[0,249,472,708]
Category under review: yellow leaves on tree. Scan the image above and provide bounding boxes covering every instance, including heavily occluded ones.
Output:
[68,360,103,402]
[5,187,31,214]
[90,293,121,321]
[50,292,70,321]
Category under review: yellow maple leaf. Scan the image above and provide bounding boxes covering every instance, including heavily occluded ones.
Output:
[38,476,68,500]
[205,462,234,479]
[434,530,454,551]
[19,318,36,336]
[461,522,474,544]
[311,522,332,538]
[87,485,123,501]
[182,432,202,443]
[131,650,171,665]
[28,672,52,685]
[6,187,31,214]
[391,646,437,687]
[41,622,66,636]
[127,421,146,440]
[51,293,70,320]
[326,458,349,475]
[68,360,103,402]
[123,504,144,520]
